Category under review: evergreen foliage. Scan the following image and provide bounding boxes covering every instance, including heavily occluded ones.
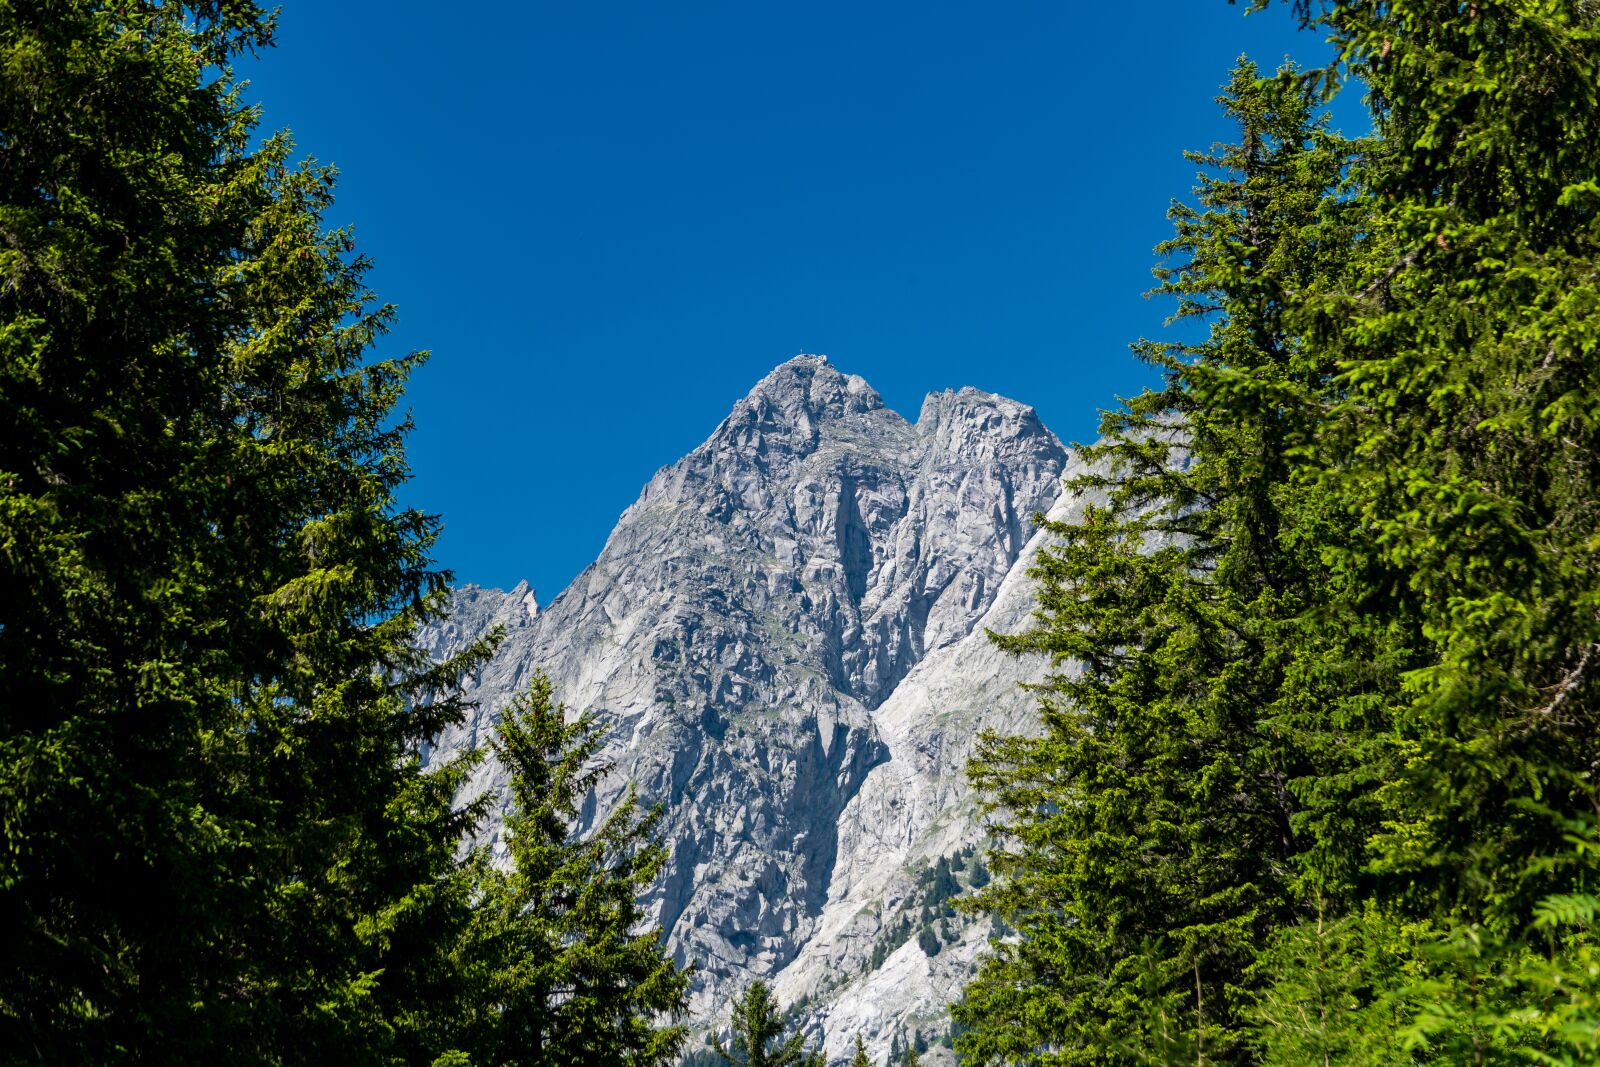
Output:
[0,2,494,1062]
[1251,2,1600,1059]
[712,981,823,1067]
[960,1,1600,1063]
[867,851,977,973]
[12,0,1600,1064]
[441,674,688,1066]
[850,1033,872,1067]
[0,5,690,1064]
[956,57,1375,1064]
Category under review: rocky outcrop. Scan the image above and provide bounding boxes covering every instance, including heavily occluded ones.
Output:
[773,476,1104,1064]
[421,355,1074,1056]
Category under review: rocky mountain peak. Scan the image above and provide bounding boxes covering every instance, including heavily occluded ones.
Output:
[748,352,882,415]
[711,354,886,459]
[508,579,540,619]
[420,356,1077,1060]
[916,387,1055,464]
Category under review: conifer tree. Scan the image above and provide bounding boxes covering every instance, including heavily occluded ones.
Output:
[1239,1,1600,1059]
[443,675,688,1066]
[0,3,491,1061]
[712,981,822,1067]
[962,1,1600,1061]
[850,1033,872,1067]
[1267,0,1600,926]
[954,59,1374,1064]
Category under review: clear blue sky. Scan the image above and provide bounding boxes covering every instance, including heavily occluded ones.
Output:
[242,2,1356,599]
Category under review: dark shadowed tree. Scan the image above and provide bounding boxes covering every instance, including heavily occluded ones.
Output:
[0,3,491,1062]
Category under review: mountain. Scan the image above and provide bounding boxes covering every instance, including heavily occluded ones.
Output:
[420,355,1083,1063]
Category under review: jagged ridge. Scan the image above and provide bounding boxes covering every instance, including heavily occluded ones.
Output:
[420,355,1072,1062]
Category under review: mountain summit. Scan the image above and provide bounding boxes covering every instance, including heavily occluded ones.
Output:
[718,354,884,450]
[421,357,1080,1062]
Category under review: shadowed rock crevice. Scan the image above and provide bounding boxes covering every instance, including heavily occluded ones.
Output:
[835,476,872,606]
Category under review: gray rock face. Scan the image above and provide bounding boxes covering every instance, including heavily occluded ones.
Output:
[774,478,1102,1065]
[421,355,1073,1054]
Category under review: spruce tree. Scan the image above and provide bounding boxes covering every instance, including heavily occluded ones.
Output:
[712,981,822,1067]
[443,674,688,1066]
[954,59,1375,1064]
[0,3,490,1061]
[850,1033,872,1067]
[1271,0,1600,926]
[1239,1,1600,1060]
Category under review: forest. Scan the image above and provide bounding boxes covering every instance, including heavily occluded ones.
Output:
[4,1,1600,1065]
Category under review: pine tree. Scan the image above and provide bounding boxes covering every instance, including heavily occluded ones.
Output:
[850,1032,872,1067]
[712,981,822,1067]
[0,3,491,1061]
[443,674,688,1066]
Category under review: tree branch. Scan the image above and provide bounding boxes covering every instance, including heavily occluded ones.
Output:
[1359,246,1422,305]
[1538,641,1597,721]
